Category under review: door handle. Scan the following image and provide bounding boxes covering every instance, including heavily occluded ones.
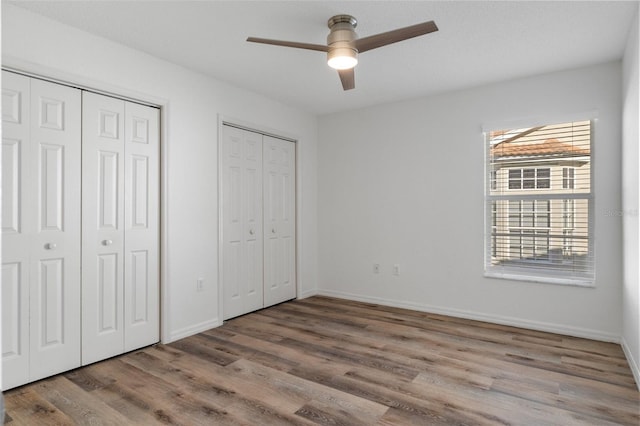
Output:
[271,228,276,234]
[249,229,255,235]
[102,239,113,246]
[45,242,57,250]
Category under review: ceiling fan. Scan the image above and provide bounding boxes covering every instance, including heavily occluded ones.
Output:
[247,15,438,91]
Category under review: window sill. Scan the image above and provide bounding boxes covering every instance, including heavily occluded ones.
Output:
[484,270,595,288]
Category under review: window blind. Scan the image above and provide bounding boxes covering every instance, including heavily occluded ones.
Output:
[485,120,594,285]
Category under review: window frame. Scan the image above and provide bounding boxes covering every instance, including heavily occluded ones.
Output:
[484,119,595,287]
[562,199,576,256]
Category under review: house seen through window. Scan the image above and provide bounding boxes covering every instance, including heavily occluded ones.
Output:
[485,120,594,285]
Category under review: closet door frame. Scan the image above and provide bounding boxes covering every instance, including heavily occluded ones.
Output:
[217,116,301,322]
[2,63,169,344]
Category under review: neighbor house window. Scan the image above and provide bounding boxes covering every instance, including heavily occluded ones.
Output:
[563,167,575,189]
[485,120,593,285]
[508,168,551,190]
[508,200,550,260]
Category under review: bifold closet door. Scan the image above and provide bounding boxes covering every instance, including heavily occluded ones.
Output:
[263,136,296,308]
[221,125,296,320]
[2,71,81,389]
[82,92,159,365]
[123,101,160,352]
[82,93,125,364]
[2,71,30,389]
[221,125,264,320]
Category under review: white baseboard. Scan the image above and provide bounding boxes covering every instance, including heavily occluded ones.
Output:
[316,289,620,343]
[167,318,221,343]
[165,289,320,343]
[621,337,640,391]
[299,289,319,299]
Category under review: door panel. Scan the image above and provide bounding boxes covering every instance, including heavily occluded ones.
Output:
[29,78,81,381]
[39,143,64,231]
[2,263,23,357]
[82,92,125,365]
[37,258,65,346]
[98,151,120,229]
[263,136,296,308]
[123,101,159,352]
[131,155,149,228]
[222,125,263,319]
[129,250,149,323]
[1,261,28,389]
[2,138,22,234]
[97,253,119,332]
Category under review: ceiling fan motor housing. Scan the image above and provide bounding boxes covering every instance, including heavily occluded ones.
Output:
[327,15,359,68]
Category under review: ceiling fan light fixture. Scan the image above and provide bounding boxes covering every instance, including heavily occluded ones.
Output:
[327,47,358,70]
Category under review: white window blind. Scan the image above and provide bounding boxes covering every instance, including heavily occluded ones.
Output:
[485,120,594,285]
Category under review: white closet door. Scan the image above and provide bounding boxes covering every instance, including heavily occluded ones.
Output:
[2,71,31,389]
[29,78,82,380]
[82,92,126,365]
[222,125,264,319]
[2,73,81,389]
[123,101,160,351]
[263,136,296,307]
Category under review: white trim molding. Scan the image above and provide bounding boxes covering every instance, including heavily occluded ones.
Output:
[299,289,319,299]
[168,318,221,344]
[621,337,640,391]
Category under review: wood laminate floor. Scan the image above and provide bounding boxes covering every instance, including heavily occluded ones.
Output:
[3,296,639,425]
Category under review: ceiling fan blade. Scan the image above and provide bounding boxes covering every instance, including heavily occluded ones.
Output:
[355,20,438,53]
[338,68,355,90]
[246,37,328,52]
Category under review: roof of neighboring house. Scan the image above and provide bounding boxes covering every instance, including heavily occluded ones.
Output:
[492,138,591,158]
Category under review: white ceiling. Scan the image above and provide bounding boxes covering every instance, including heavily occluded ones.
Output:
[8,1,638,115]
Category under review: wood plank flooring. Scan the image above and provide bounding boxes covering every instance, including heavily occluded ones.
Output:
[4,296,639,425]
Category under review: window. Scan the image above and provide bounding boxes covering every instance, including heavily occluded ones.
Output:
[563,167,575,189]
[508,168,550,190]
[486,120,593,285]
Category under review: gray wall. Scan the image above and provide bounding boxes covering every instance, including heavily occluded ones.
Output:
[319,61,623,341]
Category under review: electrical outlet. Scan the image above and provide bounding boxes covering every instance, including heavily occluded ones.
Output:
[197,278,204,292]
[393,264,400,276]
[373,263,380,274]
